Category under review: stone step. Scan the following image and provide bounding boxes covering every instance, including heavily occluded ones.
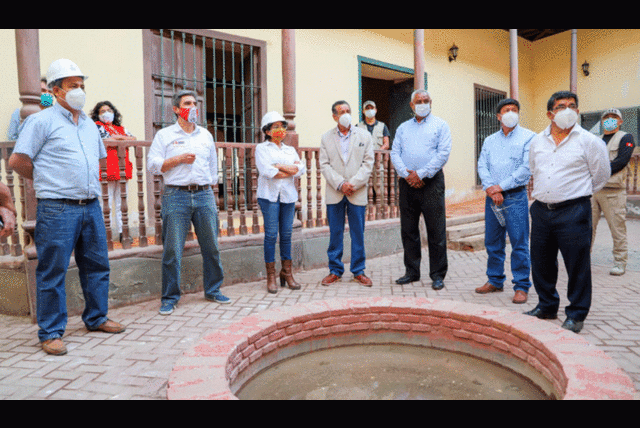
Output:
[447,233,485,252]
[446,220,485,241]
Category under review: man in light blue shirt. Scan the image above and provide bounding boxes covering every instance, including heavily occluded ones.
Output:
[476,98,535,304]
[391,89,451,290]
[9,58,125,356]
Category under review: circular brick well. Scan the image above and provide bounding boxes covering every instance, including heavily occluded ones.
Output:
[167,297,636,400]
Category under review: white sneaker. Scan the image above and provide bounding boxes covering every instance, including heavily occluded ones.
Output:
[610,265,626,276]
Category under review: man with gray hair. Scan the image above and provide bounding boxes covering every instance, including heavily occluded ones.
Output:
[148,89,229,315]
[390,89,451,290]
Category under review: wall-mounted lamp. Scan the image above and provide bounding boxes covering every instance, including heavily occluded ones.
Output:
[582,60,590,77]
[448,43,459,62]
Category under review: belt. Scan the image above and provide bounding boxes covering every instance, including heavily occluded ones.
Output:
[537,196,590,210]
[38,198,97,205]
[167,184,211,192]
[502,185,526,195]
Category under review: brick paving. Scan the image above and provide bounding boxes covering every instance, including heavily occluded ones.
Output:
[1,217,639,400]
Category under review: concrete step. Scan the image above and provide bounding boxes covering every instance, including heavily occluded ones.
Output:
[446,220,485,241]
[447,233,485,252]
[446,212,486,252]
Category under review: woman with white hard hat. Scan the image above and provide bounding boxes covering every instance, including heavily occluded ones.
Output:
[255,112,306,293]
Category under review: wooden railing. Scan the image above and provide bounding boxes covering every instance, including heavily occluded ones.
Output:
[0,140,402,257]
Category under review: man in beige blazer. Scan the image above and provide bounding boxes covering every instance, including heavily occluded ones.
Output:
[319,100,374,286]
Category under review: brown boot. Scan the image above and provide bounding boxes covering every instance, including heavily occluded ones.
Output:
[266,262,277,294]
[280,259,301,290]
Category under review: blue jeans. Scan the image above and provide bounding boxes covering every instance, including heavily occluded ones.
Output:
[258,197,296,263]
[326,196,366,277]
[161,187,224,305]
[35,199,110,342]
[484,189,531,292]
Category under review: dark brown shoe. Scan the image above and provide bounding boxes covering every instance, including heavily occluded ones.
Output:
[321,273,341,286]
[354,274,372,287]
[91,319,126,334]
[42,338,67,355]
[280,259,301,290]
[512,290,528,304]
[266,261,277,294]
[475,282,503,294]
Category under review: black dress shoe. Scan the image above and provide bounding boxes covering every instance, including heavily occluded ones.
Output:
[561,318,584,333]
[396,274,420,284]
[432,279,444,290]
[523,307,558,320]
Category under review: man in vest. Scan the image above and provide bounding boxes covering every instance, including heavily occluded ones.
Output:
[356,101,390,150]
[591,108,636,276]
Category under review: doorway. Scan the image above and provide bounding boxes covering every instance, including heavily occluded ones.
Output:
[358,57,427,146]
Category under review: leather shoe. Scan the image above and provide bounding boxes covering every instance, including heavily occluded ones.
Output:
[354,274,372,287]
[321,273,341,286]
[42,338,67,356]
[89,319,126,334]
[512,290,528,304]
[432,279,445,290]
[523,307,557,320]
[561,318,584,333]
[395,274,420,285]
[475,282,502,294]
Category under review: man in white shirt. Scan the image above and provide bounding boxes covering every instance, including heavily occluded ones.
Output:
[525,91,610,333]
[147,90,229,315]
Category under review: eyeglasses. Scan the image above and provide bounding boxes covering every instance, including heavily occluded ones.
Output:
[552,103,578,112]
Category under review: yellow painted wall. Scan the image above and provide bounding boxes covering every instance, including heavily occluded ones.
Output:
[3,29,640,202]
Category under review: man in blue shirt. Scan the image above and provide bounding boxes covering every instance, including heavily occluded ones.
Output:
[9,59,125,356]
[391,89,451,290]
[476,98,535,304]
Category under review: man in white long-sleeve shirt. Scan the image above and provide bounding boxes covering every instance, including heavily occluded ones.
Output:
[147,90,229,315]
[524,91,610,333]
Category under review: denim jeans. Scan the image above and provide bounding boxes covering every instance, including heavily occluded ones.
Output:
[35,199,110,342]
[484,189,531,292]
[161,187,224,305]
[326,196,366,277]
[258,197,296,263]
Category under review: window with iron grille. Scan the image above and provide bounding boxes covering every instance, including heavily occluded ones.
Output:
[474,84,507,185]
[146,29,266,143]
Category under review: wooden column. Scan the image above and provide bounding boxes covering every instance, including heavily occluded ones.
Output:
[414,29,425,91]
[282,29,298,150]
[509,29,519,100]
[570,29,578,94]
[14,29,41,322]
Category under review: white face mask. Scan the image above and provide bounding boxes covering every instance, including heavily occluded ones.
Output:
[100,111,114,124]
[364,109,376,119]
[61,87,86,111]
[501,111,519,128]
[553,108,578,130]
[338,113,352,128]
[414,103,431,118]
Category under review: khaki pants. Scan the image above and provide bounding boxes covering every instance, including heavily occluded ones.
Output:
[591,187,627,267]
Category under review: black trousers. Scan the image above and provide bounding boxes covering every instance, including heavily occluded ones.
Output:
[530,198,592,321]
[398,170,448,281]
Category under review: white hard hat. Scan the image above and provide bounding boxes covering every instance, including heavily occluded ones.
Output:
[46,58,88,86]
[261,111,287,129]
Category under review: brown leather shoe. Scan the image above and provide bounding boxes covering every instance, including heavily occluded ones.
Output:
[475,282,503,294]
[91,319,126,334]
[512,290,528,304]
[280,259,301,290]
[266,262,277,294]
[42,338,67,355]
[321,273,341,286]
[354,274,372,287]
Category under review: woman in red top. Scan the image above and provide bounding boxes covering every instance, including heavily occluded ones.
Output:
[91,101,136,238]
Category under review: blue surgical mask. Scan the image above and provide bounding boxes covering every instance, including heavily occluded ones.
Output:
[40,92,54,107]
[602,118,619,132]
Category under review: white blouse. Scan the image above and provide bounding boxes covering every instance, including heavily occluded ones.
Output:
[255,141,306,203]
